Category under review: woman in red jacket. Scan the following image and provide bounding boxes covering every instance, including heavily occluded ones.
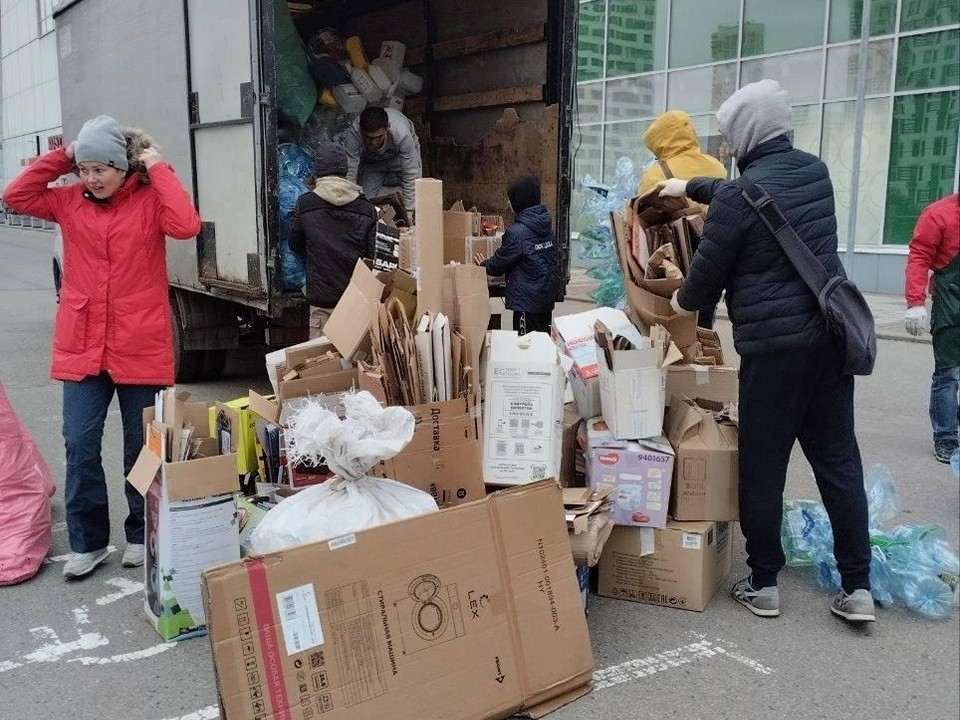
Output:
[2,115,200,580]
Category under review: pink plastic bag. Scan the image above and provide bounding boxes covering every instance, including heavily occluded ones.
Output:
[0,382,55,585]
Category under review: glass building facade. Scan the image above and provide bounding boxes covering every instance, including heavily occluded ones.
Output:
[574,0,959,261]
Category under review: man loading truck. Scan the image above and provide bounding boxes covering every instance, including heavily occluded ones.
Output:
[338,107,422,211]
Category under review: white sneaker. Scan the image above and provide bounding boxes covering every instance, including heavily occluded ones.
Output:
[122,543,145,568]
[63,547,110,580]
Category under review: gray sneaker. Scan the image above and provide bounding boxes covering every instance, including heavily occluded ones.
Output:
[122,543,145,568]
[732,576,780,617]
[831,589,876,623]
[63,547,110,580]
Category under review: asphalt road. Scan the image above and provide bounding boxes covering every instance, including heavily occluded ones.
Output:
[0,225,957,720]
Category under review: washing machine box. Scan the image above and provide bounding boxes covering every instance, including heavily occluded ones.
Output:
[582,417,674,529]
[202,480,594,720]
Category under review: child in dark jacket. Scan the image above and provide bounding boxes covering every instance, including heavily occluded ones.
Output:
[475,176,559,335]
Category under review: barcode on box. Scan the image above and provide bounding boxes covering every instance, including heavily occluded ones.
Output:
[328,534,356,551]
[276,584,324,656]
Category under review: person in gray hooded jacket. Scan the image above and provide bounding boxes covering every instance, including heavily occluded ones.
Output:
[661,79,874,624]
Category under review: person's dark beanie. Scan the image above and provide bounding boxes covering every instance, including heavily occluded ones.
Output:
[507,176,540,214]
[313,142,348,178]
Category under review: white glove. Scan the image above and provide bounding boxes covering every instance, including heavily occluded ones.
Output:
[904,306,926,336]
[658,178,688,198]
[670,290,694,317]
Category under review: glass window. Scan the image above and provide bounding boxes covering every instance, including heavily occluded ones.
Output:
[741,50,824,104]
[577,0,606,82]
[742,0,827,56]
[896,30,960,91]
[667,63,737,114]
[606,0,668,77]
[821,99,892,248]
[689,115,735,176]
[825,40,895,98]
[573,124,603,181]
[883,91,960,245]
[789,104,823,155]
[576,82,604,124]
[669,0,740,68]
[900,0,960,32]
[828,0,897,43]
[38,0,56,36]
[603,120,654,182]
[604,74,666,121]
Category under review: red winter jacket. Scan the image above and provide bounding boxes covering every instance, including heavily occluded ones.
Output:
[906,194,960,308]
[2,148,201,385]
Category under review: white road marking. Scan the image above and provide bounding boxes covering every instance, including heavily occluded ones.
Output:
[593,637,774,691]
[69,642,176,666]
[0,626,111,674]
[73,606,90,626]
[95,577,144,606]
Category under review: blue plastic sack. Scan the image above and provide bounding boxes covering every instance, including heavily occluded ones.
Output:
[279,175,308,291]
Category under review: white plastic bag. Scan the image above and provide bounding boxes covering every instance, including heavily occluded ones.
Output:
[250,392,437,553]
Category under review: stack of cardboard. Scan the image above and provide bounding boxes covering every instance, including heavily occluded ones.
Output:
[127,389,240,641]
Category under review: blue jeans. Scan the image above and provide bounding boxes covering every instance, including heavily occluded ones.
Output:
[63,374,162,553]
[930,366,960,442]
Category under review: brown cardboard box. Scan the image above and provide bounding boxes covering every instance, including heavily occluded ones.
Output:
[202,481,594,720]
[598,520,732,612]
[441,263,490,394]
[665,397,739,522]
[415,178,444,317]
[369,394,485,508]
[559,404,584,488]
[443,208,481,263]
[564,486,613,567]
[664,365,739,408]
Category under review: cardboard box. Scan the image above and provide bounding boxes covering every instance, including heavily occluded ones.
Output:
[325,261,417,362]
[559,404,584,488]
[442,208,481,263]
[129,405,240,641]
[665,398,739,522]
[369,394,485,507]
[567,369,600,423]
[202,481,594,720]
[415,178,444,317]
[598,520,733,612]
[552,308,643,382]
[564,486,613,567]
[581,417,674,528]
[483,331,565,486]
[664,365,739,407]
[441,263,490,395]
[596,324,682,440]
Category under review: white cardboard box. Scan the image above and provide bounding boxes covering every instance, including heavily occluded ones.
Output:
[553,307,643,381]
[483,330,565,485]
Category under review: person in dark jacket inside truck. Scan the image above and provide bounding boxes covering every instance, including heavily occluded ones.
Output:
[660,79,874,625]
[290,142,377,338]
[474,176,559,335]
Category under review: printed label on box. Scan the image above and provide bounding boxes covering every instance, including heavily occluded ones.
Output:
[277,583,324,656]
[488,381,552,463]
[681,533,702,550]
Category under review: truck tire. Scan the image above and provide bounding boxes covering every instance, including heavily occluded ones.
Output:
[172,297,204,383]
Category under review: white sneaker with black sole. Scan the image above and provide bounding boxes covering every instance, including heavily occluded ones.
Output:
[122,543,145,568]
[831,589,876,623]
[732,576,781,617]
[63,547,110,580]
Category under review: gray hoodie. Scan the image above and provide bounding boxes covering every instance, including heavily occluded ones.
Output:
[716,79,793,158]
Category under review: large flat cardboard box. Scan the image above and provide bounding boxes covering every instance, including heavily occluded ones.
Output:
[129,408,240,641]
[203,481,594,720]
[415,178,444,317]
[581,417,674,529]
[370,394,485,507]
[598,520,732,612]
[664,365,739,408]
[483,331,565,486]
[665,397,739,522]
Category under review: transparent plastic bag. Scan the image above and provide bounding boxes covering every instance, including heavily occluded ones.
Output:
[250,392,438,554]
[864,464,898,529]
[278,174,308,291]
[278,143,314,180]
[781,499,832,567]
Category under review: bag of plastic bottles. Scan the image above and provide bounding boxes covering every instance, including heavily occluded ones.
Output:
[781,498,832,567]
[278,174,308,291]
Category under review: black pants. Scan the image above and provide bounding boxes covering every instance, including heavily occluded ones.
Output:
[512,310,552,336]
[739,345,871,593]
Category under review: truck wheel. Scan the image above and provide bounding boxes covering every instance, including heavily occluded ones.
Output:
[199,349,227,381]
[172,297,204,383]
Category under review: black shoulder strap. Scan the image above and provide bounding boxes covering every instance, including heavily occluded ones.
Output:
[737,175,831,294]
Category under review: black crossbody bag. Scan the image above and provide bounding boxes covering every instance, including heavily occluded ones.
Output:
[738,175,877,376]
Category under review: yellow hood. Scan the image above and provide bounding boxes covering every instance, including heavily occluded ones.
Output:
[638,111,728,195]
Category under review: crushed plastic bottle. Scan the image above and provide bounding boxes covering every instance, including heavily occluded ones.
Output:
[865,464,898,529]
[278,174,308,291]
[781,498,832,567]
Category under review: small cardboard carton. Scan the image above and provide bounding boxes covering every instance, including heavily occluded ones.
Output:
[598,520,733,612]
[324,260,417,362]
[596,323,682,440]
[202,481,594,720]
[210,398,260,476]
[665,397,739,522]
[664,365,739,407]
[483,331,565,485]
[581,417,674,528]
[442,206,481,263]
[129,402,240,641]
[559,404,584,488]
[368,392,485,507]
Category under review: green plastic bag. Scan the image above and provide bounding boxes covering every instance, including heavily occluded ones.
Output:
[275,0,317,128]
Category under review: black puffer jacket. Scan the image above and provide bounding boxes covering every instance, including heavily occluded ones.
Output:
[483,204,559,314]
[677,135,842,356]
[289,189,377,308]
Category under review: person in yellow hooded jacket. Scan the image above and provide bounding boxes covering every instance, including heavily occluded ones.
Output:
[638,110,729,327]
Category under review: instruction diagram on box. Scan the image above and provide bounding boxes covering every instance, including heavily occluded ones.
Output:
[394,574,465,655]
[488,383,551,461]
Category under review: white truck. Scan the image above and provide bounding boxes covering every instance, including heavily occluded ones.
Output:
[53,0,577,381]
